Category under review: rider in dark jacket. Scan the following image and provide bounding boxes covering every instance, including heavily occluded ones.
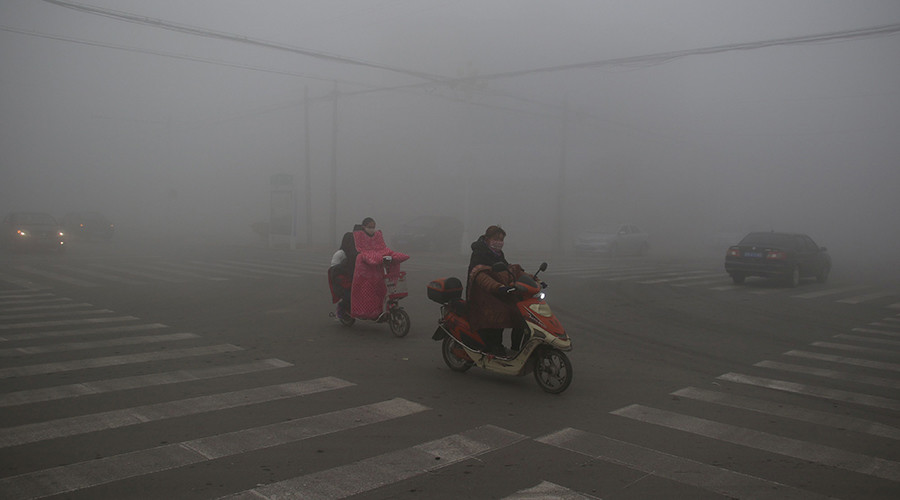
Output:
[466,225,525,356]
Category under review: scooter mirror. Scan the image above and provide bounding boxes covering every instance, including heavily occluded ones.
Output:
[539,262,548,272]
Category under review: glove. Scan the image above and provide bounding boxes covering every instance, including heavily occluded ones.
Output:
[382,255,392,262]
[497,285,516,295]
[540,281,548,289]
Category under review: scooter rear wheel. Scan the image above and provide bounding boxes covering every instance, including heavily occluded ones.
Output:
[442,336,473,372]
[389,309,410,337]
[533,349,572,394]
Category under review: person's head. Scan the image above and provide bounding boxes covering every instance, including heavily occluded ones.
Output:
[483,225,506,252]
[361,217,376,236]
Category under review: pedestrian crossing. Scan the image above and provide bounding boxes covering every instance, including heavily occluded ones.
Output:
[1,291,898,497]
[607,313,900,489]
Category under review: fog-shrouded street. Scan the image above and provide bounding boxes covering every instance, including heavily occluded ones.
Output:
[1,237,898,499]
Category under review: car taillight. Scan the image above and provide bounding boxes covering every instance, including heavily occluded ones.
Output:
[766,251,787,260]
[727,247,740,257]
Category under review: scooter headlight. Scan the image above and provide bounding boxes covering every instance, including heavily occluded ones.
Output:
[528,302,552,317]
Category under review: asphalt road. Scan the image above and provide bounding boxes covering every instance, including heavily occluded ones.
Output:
[1,237,898,499]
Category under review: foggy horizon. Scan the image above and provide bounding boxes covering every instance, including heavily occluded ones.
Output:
[2,1,899,268]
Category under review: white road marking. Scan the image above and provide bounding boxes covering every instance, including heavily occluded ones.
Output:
[13,265,98,287]
[0,297,73,307]
[0,398,426,499]
[834,334,900,347]
[0,301,89,313]
[0,377,355,448]
[611,404,900,482]
[0,323,168,342]
[221,425,526,500]
[755,360,900,389]
[0,344,243,378]
[672,386,900,440]
[51,264,146,285]
[717,372,900,411]
[853,327,900,338]
[87,262,185,282]
[784,350,900,372]
[503,481,598,500]
[811,341,893,355]
[537,427,829,500]
[0,358,293,407]
[0,332,198,357]
[837,291,898,304]
[0,315,139,330]
[0,308,113,321]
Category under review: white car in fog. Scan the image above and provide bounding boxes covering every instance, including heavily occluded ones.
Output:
[574,224,649,257]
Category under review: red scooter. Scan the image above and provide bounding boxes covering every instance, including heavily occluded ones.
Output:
[429,262,573,393]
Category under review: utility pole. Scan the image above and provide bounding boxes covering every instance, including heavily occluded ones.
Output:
[303,85,312,246]
[329,81,339,246]
[556,95,568,254]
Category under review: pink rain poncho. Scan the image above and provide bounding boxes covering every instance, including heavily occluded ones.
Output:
[350,229,409,319]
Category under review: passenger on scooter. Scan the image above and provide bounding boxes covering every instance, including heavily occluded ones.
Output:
[466,225,526,357]
[349,218,409,320]
[329,229,358,319]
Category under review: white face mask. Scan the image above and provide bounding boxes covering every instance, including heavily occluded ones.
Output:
[489,239,504,251]
[364,227,376,236]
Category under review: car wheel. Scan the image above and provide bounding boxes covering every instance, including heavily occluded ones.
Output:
[731,273,745,284]
[816,265,830,283]
[787,266,800,288]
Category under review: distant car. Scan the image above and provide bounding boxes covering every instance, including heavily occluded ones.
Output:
[2,212,66,252]
[725,231,831,287]
[392,215,463,251]
[574,224,649,256]
[60,212,115,240]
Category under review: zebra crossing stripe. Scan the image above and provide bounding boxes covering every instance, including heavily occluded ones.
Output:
[0,398,427,499]
[50,264,146,285]
[834,334,900,347]
[755,360,900,389]
[87,263,186,283]
[784,350,900,373]
[837,291,898,304]
[0,323,168,342]
[0,293,55,301]
[0,377,355,448]
[0,344,243,378]
[178,261,265,278]
[220,424,526,500]
[219,259,313,275]
[0,358,293,407]
[0,297,72,307]
[13,265,98,287]
[0,301,90,313]
[536,427,829,500]
[636,271,718,284]
[811,341,893,355]
[717,372,900,411]
[671,386,900,440]
[502,481,596,500]
[129,262,228,281]
[0,272,43,289]
[853,327,900,338]
[209,260,307,277]
[611,404,900,482]
[0,332,199,357]
[0,315,139,330]
[0,308,113,321]
[791,285,870,299]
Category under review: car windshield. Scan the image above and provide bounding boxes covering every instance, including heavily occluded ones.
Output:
[12,213,57,224]
[739,232,793,246]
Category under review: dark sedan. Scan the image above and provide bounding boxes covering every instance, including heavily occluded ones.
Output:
[2,212,66,253]
[725,231,830,287]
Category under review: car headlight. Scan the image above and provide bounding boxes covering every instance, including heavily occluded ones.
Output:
[58,231,65,237]
[16,229,29,237]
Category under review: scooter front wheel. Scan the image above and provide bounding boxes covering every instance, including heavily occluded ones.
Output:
[389,308,410,337]
[442,336,473,372]
[533,349,572,394]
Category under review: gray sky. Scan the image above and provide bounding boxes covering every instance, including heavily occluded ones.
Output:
[2,1,899,261]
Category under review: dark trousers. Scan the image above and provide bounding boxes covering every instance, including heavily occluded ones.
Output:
[479,323,525,353]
